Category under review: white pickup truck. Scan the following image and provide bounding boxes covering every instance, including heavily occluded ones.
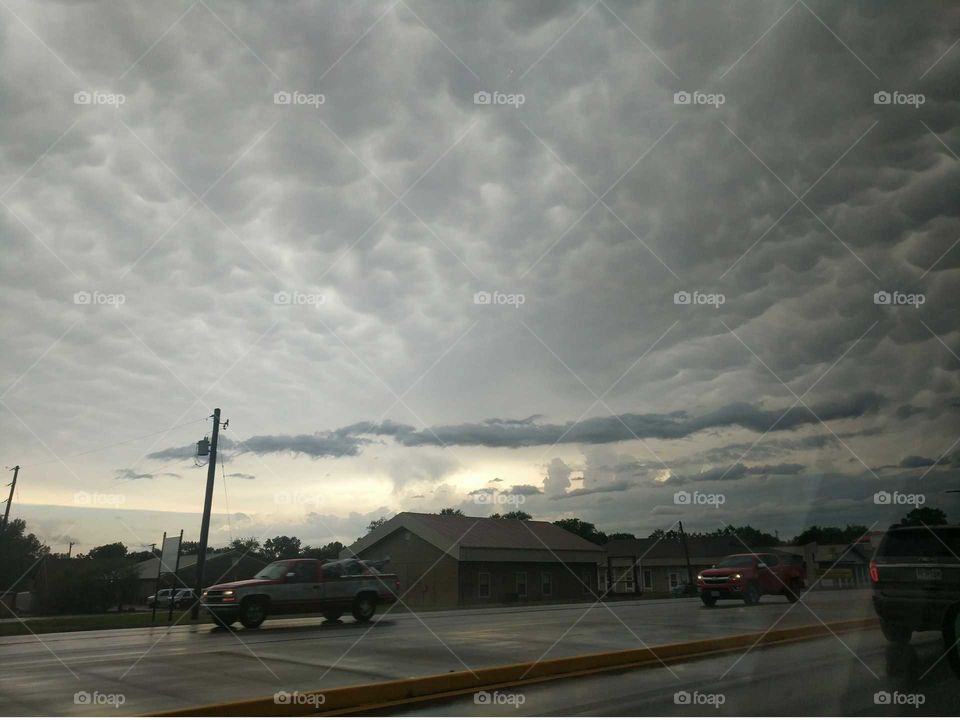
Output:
[201,557,399,629]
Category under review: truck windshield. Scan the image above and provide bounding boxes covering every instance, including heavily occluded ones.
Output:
[716,556,757,568]
[254,562,290,580]
[880,527,960,559]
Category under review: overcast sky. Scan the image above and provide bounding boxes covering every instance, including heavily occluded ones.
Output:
[2,0,958,554]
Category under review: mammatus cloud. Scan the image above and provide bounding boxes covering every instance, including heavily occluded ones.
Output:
[147,393,882,460]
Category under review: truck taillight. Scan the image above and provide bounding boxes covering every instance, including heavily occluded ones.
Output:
[869,560,879,583]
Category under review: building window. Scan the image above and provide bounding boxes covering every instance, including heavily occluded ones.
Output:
[541,572,552,596]
[669,571,681,588]
[516,572,527,598]
[642,569,653,590]
[478,572,491,599]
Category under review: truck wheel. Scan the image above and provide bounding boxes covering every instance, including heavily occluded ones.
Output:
[880,618,912,645]
[784,580,800,603]
[323,611,342,622]
[701,593,717,607]
[352,595,376,623]
[743,583,760,605]
[239,598,268,629]
[211,613,236,629]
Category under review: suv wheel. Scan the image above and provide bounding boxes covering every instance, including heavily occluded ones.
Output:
[743,583,760,605]
[352,595,376,622]
[880,618,912,644]
[701,593,717,607]
[784,579,800,603]
[239,597,268,629]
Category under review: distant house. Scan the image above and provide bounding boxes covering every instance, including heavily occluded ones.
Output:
[343,512,605,609]
[134,550,267,603]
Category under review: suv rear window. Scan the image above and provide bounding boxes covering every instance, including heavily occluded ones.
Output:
[879,527,960,560]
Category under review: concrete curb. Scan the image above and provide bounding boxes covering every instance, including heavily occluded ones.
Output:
[154,617,879,716]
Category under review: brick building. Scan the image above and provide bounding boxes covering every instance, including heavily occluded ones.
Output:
[343,512,605,609]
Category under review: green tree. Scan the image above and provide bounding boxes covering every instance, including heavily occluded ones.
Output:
[439,508,465,516]
[86,542,128,560]
[553,518,607,545]
[500,510,532,520]
[0,519,49,590]
[366,517,388,533]
[607,532,636,541]
[899,507,948,526]
[708,525,780,547]
[229,537,263,557]
[792,524,868,545]
[263,535,302,561]
[302,541,345,560]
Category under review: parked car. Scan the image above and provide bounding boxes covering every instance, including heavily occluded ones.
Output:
[697,552,805,606]
[147,588,173,609]
[173,589,197,609]
[871,524,960,646]
[201,557,399,629]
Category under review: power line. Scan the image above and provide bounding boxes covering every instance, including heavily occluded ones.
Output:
[16,417,209,468]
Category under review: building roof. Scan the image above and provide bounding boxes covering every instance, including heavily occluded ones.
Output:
[345,512,604,564]
[135,550,240,579]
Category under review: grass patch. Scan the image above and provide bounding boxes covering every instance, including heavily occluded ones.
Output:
[0,611,204,637]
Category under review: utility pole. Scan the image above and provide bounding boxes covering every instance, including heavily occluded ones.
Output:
[192,409,222,619]
[68,542,75,558]
[2,465,19,532]
[679,520,695,586]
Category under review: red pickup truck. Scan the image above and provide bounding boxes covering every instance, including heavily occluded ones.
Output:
[201,557,398,629]
[697,552,804,606]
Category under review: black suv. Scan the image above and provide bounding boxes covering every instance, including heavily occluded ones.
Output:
[871,524,960,647]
